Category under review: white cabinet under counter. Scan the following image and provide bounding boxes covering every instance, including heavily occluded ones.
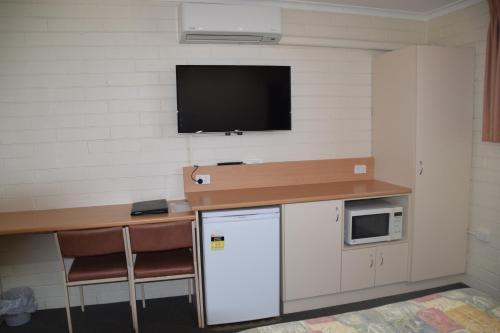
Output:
[340,196,410,292]
[282,200,342,301]
[375,243,409,286]
[341,242,409,292]
[341,247,377,292]
[283,195,411,298]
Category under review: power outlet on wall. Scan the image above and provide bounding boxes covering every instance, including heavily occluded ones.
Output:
[469,228,491,243]
[476,228,490,243]
[195,174,211,185]
[354,164,367,174]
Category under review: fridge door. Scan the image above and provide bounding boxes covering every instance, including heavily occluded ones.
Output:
[202,211,280,325]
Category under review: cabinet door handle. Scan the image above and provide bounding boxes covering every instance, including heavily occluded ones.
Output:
[335,206,340,223]
[379,253,384,266]
[370,254,374,268]
[418,161,424,175]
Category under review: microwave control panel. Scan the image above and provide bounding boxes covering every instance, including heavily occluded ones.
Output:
[390,210,403,240]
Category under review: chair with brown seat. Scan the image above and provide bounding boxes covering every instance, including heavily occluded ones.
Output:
[54,227,131,333]
[124,220,201,332]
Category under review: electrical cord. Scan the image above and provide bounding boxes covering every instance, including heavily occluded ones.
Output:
[190,165,202,184]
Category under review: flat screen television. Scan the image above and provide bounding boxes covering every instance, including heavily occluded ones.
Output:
[176,65,291,133]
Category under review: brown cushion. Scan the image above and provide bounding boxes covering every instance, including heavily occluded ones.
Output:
[58,227,125,257]
[134,249,194,279]
[68,253,128,282]
[129,220,193,253]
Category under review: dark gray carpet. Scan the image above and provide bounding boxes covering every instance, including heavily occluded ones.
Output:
[1,283,467,333]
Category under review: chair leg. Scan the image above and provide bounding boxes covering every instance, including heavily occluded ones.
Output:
[194,273,203,328]
[129,281,139,333]
[123,227,139,333]
[184,280,190,303]
[141,284,146,309]
[54,233,74,332]
[62,275,73,333]
[188,279,193,304]
[79,286,85,312]
[192,219,204,328]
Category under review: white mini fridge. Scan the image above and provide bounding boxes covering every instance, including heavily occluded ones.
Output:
[201,207,280,325]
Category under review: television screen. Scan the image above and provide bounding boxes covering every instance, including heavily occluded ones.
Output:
[176,65,291,133]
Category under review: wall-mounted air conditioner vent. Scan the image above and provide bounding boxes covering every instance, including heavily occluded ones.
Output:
[179,3,282,45]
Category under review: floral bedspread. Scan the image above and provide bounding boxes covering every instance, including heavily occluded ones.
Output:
[241,288,500,333]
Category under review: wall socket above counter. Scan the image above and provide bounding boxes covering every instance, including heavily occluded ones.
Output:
[195,174,211,185]
[354,165,367,174]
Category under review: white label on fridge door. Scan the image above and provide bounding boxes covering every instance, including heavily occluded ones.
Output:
[211,234,225,250]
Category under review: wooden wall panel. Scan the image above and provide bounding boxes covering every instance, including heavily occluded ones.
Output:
[183,158,374,193]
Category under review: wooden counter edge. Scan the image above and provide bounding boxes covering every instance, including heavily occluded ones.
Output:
[0,202,196,236]
[0,214,197,236]
[188,185,412,211]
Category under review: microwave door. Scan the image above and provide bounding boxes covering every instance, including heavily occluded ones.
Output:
[351,213,391,244]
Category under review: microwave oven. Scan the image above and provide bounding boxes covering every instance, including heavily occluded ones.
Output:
[344,200,403,245]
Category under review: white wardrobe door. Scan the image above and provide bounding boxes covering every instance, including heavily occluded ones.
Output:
[411,46,474,281]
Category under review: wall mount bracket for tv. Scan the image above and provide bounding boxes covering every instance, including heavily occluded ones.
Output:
[225,130,243,136]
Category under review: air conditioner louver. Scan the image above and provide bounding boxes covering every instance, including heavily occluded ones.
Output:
[185,34,264,43]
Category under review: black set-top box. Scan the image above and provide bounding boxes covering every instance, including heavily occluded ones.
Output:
[130,199,168,216]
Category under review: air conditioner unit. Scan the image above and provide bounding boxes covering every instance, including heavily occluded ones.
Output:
[179,3,282,44]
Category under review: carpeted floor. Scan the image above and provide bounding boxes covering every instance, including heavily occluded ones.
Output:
[1,283,467,333]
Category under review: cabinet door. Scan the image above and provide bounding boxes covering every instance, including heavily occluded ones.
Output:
[372,45,417,188]
[375,243,408,286]
[283,200,342,301]
[412,46,474,281]
[341,247,376,292]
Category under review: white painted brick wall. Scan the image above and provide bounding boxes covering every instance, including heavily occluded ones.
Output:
[0,0,427,309]
[428,0,500,299]
[282,9,426,43]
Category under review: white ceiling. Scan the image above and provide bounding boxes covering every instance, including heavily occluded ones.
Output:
[287,0,463,14]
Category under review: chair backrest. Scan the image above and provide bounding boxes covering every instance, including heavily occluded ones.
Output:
[57,227,125,257]
[128,220,192,253]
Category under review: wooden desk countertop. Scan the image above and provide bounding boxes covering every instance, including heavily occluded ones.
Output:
[0,180,410,235]
[0,200,195,236]
[186,180,411,211]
